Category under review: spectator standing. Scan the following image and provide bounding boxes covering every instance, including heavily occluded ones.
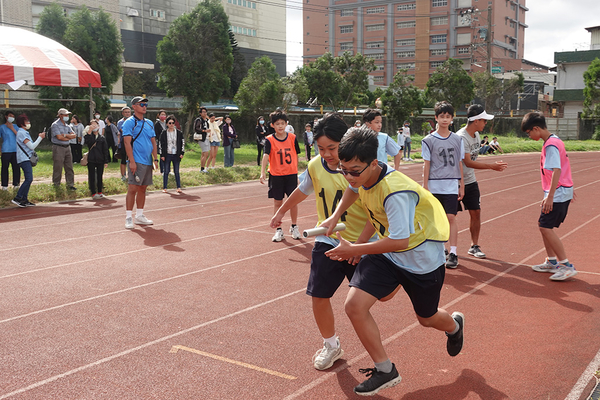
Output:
[363,108,401,170]
[117,106,131,181]
[12,114,46,207]
[105,115,119,162]
[396,127,405,152]
[222,115,237,168]
[0,110,20,190]
[207,113,223,169]
[194,107,211,172]
[122,96,158,229]
[255,116,267,166]
[50,108,77,190]
[93,111,105,136]
[402,121,412,161]
[69,115,84,164]
[354,120,361,128]
[154,110,167,172]
[285,121,295,135]
[159,115,184,193]
[303,123,313,161]
[83,120,109,199]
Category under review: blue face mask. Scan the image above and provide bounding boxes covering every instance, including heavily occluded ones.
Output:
[259,120,264,124]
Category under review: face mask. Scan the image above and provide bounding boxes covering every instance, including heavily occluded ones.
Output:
[95,115,100,119]
[63,116,70,122]
[159,115,166,121]
[93,127,99,132]
[25,123,31,130]
[7,117,14,123]
[259,120,264,124]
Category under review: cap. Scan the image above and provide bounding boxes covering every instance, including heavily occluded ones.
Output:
[131,96,148,106]
[121,106,131,111]
[57,108,71,115]
[468,110,494,121]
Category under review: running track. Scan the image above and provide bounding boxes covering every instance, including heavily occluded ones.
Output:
[0,152,598,400]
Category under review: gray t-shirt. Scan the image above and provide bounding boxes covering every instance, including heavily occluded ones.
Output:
[456,127,480,185]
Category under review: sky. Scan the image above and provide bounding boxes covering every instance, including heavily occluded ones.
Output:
[286,0,599,74]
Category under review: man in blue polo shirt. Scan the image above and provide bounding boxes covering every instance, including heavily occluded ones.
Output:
[122,96,158,229]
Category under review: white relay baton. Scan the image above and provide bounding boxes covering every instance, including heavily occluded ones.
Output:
[302,223,346,238]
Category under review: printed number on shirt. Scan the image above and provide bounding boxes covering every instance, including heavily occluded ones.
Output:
[276,148,293,164]
[438,148,456,167]
[366,207,386,236]
[318,189,347,222]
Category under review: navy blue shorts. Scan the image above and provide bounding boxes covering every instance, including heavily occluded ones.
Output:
[538,199,570,229]
[433,193,459,215]
[349,254,445,318]
[306,242,356,298]
[458,182,481,211]
[268,173,297,200]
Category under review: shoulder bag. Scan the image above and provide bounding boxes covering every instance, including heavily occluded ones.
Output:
[81,141,97,166]
[17,141,38,167]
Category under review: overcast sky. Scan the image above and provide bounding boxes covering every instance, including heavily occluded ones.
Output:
[286,0,599,74]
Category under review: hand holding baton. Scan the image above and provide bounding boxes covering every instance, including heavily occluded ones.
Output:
[302,223,346,238]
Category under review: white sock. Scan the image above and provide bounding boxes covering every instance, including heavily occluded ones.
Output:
[323,335,338,348]
[447,319,460,335]
[126,210,132,219]
[136,209,143,217]
[450,246,457,255]
[374,359,393,374]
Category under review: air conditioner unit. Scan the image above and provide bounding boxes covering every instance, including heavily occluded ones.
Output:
[127,8,139,17]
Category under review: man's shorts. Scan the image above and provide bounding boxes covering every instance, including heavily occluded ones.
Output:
[268,173,297,200]
[350,254,445,319]
[433,193,459,215]
[198,139,210,153]
[306,242,356,298]
[539,199,570,229]
[458,182,481,211]
[127,162,153,186]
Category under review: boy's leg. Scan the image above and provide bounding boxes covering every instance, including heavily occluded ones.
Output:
[416,308,457,332]
[447,213,458,249]
[312,297,335,338]
[540,227,565,260]
[468,209,481,245]
[290,204,298,225]
[345,287,387,363]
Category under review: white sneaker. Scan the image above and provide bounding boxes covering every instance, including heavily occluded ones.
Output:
[1,186,7,191]
[312,338,344,370]
[550,264,578,281]
[272,229,284,242]
[92,193,102,200]
[532,258,558,273]
[135,215,153,225]
[290,225,301,240]
[467,245,486,259]
[125,217,134,229]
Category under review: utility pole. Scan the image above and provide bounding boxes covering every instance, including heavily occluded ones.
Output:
[486,5,492,75]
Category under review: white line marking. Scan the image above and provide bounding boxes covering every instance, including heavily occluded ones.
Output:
[566,348,600,400]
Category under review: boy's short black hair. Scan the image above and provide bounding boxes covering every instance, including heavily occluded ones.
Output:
[199,107,208,113]
[362,108,382,123]
[4,110,14,118]
[313,113,348,143]
[270,109,288,124]
[208,112,215,118]
[434,101,454,117]
[521,111,547,132]
[338,126,378,165]
[466,104,484,123]
[483,135,488,139]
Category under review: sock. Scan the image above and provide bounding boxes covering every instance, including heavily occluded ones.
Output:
[136,209,143,218]
[450,246,457,255]
[323,335,338,348]
[291,224,297,228]
[126,210,132,219]
[559,259,570,266]
[447,319,460,335]
[547,257,558,265]
[374,359,393,374]
[277,227,282,231]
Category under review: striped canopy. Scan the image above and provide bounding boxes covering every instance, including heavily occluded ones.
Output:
[0,26,101,88]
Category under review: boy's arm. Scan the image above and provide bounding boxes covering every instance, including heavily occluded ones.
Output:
[270,188,309,228]
[458,161,464,201]
[541,168,561,214]
[393,153,401,170]
[259,153,269,184]
[325,234,408,261]
[423,160,430,190]
[320,187,360,235]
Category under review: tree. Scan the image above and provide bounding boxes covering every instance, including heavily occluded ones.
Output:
[223,31,248,99]
[583,58,600,119]
[36,6,123,119]
[380,70,424,126]
[425,58,474,111]
[472,71,523,112]
[234,56,283,117]
[281,69,309,111]
[157,0,233,135]
[35,2,68,43]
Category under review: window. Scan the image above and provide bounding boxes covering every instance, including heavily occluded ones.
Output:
[431,16,448,26]
[396,20,416,29]
[432,0,447,6]
[431,34,447,43]
[340,42,353,51]
[150,9,166,19]
[509,21,516,28]
[456,32,471,45]
[457,46,470,54]
[397,3,416,10]
[228,0,256,8]
[340,25,353,34]
[376,64,385,71]
[366,6,385,14]
[396,50,415,58]
[366,24,385,31]
[373,76,384,83]
[366,41,385,49]
[230,25,256,37]
[431,61,444,68]
[430,49,446,56]
[397,62,415,69]
[366,53,385,60]
[396,38,415,46]
[457,0,472,6]
[340,9,353,16]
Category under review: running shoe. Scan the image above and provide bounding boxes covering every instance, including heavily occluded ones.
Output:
[446,311,464,357]
[11,199,25,208]
[446,253,459,269]
[92,193,102,200]
[312,338,344,370]
[467,245,486,258]
[532,258,558,273]
[354,364,402,396]
[23,201,36,207]
[290,225,301,240]
[125,217,134,229]
[550,263,578,281]
[135,215,153,225]
[272,229,284,242]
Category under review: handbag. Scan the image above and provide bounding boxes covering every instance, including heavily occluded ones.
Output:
[17,142,38,167]
[81,141,97,167]
[232,139,241,149]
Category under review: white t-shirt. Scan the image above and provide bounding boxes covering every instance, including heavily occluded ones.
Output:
[285,124,294,134]
[456,127,480,185]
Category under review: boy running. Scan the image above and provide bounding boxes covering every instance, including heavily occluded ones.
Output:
[521,112,577,281]
[270,113,371,371]
[260,110,302,242]
[422,101,465,268]
[321,126,464,396]
[362,109,401,170]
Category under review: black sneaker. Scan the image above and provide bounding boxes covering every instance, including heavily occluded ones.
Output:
[354,364,402,396]
[11,199,26,208]
[446,312,464,357]
[68,186,77,191]
[444,248,449,260]
[23,201,36,207]
[446,253,458,269]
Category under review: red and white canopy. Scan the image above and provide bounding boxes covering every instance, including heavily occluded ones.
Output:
[0,26,101,88]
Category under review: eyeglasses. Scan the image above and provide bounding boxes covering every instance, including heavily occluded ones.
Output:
[337,164,369,177]
[134,103,148,107]
[167,121,175,125]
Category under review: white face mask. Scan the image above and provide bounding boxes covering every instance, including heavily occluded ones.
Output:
[95,115,100,119]
[63,116,70,122]
[7,116,14,123]
[93,127,99,132]
[25,123,31,130]
[259,120,264,124]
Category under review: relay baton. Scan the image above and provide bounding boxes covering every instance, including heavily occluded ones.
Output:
[302,223,346,238]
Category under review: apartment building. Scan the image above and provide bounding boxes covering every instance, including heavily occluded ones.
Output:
[304,0,529,88]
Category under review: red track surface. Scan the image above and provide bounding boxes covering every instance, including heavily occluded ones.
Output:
[1,152,599,400]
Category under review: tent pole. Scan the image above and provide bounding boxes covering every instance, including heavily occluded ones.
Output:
[89,83,93,122]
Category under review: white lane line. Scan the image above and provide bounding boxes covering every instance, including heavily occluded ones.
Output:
[566,348,600,400]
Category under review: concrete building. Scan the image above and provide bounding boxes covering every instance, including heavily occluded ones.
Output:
[304,0,530,88]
